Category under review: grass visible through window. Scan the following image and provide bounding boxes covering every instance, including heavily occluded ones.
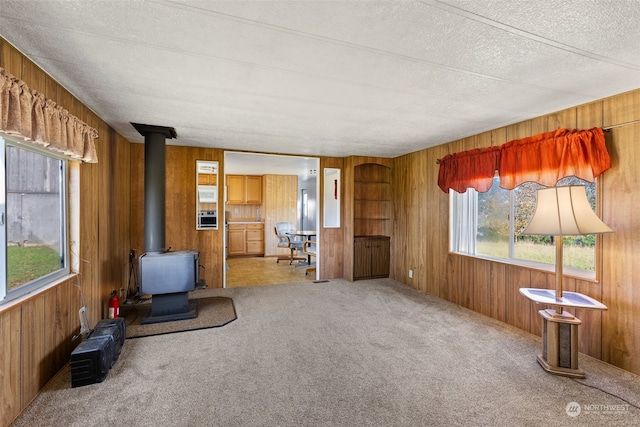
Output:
[477,240,595,271]
[7,245,61,290]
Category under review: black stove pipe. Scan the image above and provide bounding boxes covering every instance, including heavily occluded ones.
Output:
[143,130,166,253]
[132,123,176,253]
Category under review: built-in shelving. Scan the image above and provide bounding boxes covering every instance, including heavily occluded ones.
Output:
[353,163,392,237]
[344,159,392,281]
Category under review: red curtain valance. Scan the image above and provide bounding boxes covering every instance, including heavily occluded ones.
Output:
[437,146,500,193]
[437,127,610,193]
[0,67,98,163]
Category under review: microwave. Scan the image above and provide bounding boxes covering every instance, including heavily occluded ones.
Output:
[198,185,218,203]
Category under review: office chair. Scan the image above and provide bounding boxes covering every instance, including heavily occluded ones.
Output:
[274,222,305,265]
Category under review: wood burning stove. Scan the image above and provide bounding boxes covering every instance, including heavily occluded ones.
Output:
[138,250,199,324]
[132,123,198,324]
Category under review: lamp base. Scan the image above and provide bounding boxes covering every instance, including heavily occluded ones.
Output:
[537,309,585,379]
[536,354,585,378]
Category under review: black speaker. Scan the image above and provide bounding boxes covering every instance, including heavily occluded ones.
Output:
[96,317,126,341]
[70,335,113,387]
[70,317,126,387]
[90,318,126,362]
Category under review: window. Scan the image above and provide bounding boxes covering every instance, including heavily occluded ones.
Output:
[1,136,69,303]
[451,176,598,278]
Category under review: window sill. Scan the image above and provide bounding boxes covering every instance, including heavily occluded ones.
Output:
[450,252,599,283]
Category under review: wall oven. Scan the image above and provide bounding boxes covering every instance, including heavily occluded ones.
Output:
[198,211,217,228]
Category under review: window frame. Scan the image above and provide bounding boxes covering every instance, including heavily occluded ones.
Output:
[1,135,71,304]
[449,178,604,283]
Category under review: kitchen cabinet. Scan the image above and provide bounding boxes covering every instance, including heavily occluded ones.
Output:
[226,175,245,204]
[228,224,246,256]
[226,175,263,204]
[353,235,390,280]
[246,223,265,254]
[227,223,264,256]
[245,176,263,204]
[198,173,217,185]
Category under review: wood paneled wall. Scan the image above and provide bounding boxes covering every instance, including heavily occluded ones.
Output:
[226,204,264,221]
[1,38,131,426]
[263,174,298,257]
[391,88,640,375]
[319,157,345,279]
[130,145,224,289]
[601,92,640,373]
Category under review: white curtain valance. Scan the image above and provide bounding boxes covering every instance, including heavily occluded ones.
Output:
[0,67,98,163]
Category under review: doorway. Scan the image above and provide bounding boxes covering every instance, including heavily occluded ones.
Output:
[223,152,319,288]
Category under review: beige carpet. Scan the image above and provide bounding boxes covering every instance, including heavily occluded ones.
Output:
[121,296,236,338]
[11,279,640,426]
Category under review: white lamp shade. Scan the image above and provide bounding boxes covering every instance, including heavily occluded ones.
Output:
[522,185,612,236]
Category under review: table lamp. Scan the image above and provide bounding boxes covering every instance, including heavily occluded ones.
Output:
[519,185,612,377]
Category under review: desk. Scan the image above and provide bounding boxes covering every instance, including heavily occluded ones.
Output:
[287,231,316,264]
[519,288,607,378]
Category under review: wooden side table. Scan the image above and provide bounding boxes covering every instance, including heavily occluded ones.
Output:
[519,288,607,378]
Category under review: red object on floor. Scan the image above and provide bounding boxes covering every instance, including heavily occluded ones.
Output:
[108,291,119,318]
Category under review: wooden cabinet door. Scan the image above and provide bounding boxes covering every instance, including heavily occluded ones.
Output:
[226,175,245,204]
[354,236,389,279]
[353,239,372,279]
[198,174,217,185]
[245,175,263,204]
[371,238,390,277]
[228,227,246,255]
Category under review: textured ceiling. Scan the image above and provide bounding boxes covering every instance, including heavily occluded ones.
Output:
[1,0,639,163]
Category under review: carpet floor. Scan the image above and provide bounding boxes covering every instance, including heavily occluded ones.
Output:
[10,279,640,426]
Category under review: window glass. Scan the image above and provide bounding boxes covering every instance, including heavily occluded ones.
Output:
[512,181,546,262]
[2,137,68,302]
[452,176,597,275]
[476,176,509,259]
